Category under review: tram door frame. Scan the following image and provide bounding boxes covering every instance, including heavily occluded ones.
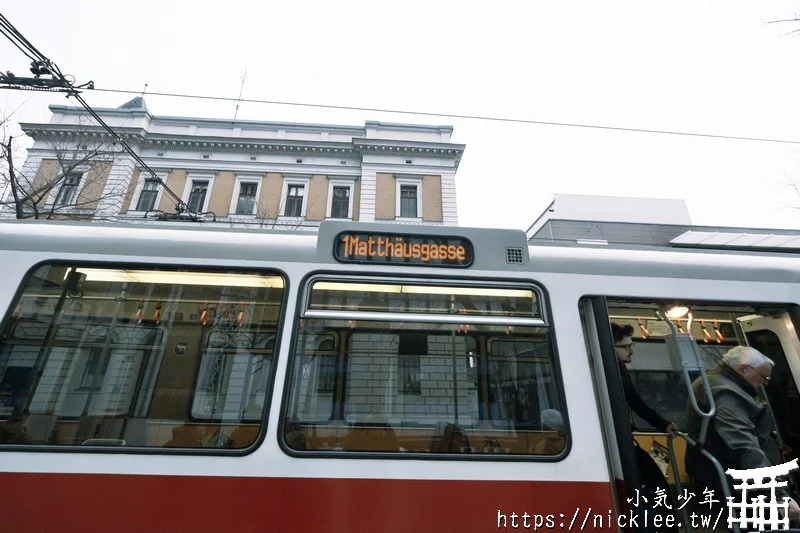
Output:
[581,296,651,533]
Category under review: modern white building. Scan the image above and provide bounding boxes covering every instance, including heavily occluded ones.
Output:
[526,192,800,251]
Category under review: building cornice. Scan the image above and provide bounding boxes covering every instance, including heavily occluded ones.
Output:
[21,127,465,165]
[136,160,364,177]
[352,138,465,167]
[20,124,147,144]
[142,135,361,157]
[21,124,361,158]
[47,104,152,121]
[20,123,466,170]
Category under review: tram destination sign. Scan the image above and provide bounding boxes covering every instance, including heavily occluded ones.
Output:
[334,231,474,267]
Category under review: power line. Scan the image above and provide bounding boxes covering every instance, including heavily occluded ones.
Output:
[89,87,800,147]
[0,14,203,220]
[0,14,46,64]
[5,15,800,147]
[69,93,187,206]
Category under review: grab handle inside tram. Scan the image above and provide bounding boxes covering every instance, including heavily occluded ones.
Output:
[659,309,740,533]
[658,309,715,445]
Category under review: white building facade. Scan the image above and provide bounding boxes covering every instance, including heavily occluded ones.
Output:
[1,97,465,229]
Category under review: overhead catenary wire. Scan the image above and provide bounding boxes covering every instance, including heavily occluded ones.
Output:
[67,92,187,208]
[4,11,800,231]
[88,87,800,147]
[4,19,800,147]
[0,14,196,217]
[62,102,194,214]
[3,11,800,150]
[0,14,45,63]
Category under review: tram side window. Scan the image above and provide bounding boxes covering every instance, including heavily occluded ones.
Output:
[283,279,569,457]
[0,264,285,450]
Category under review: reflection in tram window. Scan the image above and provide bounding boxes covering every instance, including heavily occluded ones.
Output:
[283,279,568,457]
[0,264,285,450]
[191,328,276,423]
[487,338,560,428]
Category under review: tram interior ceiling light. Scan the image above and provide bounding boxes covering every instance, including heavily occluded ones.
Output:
[311,282,533,298]
[66,268,282,288]
[665,305,689,319]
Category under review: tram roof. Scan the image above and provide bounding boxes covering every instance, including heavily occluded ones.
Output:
[0,219,799,283]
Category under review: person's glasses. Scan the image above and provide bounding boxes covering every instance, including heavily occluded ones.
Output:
[615,342,635,351]
[747,365,771,382]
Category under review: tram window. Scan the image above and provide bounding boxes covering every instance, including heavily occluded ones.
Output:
[283,279,568,457]
[0,264,285,451]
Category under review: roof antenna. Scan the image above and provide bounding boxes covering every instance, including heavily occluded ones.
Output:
[141,80,148,96]
[233,67,247,120]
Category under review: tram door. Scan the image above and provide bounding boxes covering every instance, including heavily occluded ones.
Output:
[580,297,649,533]
[580,297,800,533]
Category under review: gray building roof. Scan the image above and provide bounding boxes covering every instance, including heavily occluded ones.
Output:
[527,194,800,254]
[530,219,800,249]
[118,96,147,110]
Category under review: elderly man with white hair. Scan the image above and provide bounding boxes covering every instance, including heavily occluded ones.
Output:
[684,345,800,523]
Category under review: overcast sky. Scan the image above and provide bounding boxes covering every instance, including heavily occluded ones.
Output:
[3,1,800,231]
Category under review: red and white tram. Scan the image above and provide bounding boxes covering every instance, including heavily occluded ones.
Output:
[0,219,798,532]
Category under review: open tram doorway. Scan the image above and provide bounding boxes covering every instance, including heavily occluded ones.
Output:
[580,297,800,533]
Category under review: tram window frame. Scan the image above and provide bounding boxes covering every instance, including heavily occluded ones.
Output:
[279,274,571,461]
[0,260,289,456]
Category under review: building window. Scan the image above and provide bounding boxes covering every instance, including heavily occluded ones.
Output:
[187,181,209,213]
[326,178,356,220]
[278,176,310,218]
[400,186,417,218]
[331,187,350,218]
[285,185,304,217]
[395,176,422,219]
[54,173,82,207]
[136,179,160,212]
[228,174,263,217]
[235,182,258,215]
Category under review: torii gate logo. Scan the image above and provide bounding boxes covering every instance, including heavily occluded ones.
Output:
[726,458,799,531]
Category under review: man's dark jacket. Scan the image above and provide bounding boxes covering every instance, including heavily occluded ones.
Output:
[684,363,785,497]
[619,361,671,433]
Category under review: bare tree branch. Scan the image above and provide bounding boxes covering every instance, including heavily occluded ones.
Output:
[1,112,128,220]
[765,17,800,25]
[764,13,800,37]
